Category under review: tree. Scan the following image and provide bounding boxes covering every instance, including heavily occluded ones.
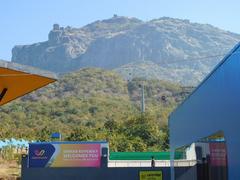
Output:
[66,127,92,141]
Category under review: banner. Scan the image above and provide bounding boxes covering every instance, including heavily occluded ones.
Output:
[209,142,227,166]
[29,142,102,167]
[139,171,162,180]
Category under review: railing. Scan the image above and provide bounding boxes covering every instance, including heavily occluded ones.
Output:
[108,159,197,167]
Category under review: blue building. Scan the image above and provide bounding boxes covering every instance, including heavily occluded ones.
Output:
[169,42,240,180]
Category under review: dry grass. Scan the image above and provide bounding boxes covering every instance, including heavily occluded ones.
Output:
[0,159,20,180]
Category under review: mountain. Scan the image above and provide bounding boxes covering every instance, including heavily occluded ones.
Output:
[11,16,240,85]
[0,68,192,151]
[114,60,205,85]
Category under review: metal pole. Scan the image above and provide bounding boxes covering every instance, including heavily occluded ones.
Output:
[141,83,145,113]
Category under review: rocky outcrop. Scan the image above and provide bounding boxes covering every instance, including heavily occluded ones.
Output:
[11,16,240,84]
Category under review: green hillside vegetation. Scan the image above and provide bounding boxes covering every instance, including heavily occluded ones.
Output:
[0,68,192,151]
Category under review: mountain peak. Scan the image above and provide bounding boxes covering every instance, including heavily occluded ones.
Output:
[103,15,142,23]
[12,16,240,85]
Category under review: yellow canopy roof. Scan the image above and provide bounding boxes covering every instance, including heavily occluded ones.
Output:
[0,63,56,106]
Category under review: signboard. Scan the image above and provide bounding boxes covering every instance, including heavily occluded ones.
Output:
[139,171,162,180]
[51,132,61,139]
[209,142,227,166]
[29,142,106,168]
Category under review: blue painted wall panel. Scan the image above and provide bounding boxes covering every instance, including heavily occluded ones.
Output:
[169,42,240,180]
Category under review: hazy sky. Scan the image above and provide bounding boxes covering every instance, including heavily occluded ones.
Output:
[1,0,240,60]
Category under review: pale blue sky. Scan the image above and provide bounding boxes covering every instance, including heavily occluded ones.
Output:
[1,0,240,60]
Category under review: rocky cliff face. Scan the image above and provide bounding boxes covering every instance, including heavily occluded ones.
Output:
[12,16,240,84]
[12,16,142,72]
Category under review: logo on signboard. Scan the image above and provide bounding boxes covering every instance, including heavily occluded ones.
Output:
[34,149,45,157]
[29,143,56,167]
[32,149,47,160]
